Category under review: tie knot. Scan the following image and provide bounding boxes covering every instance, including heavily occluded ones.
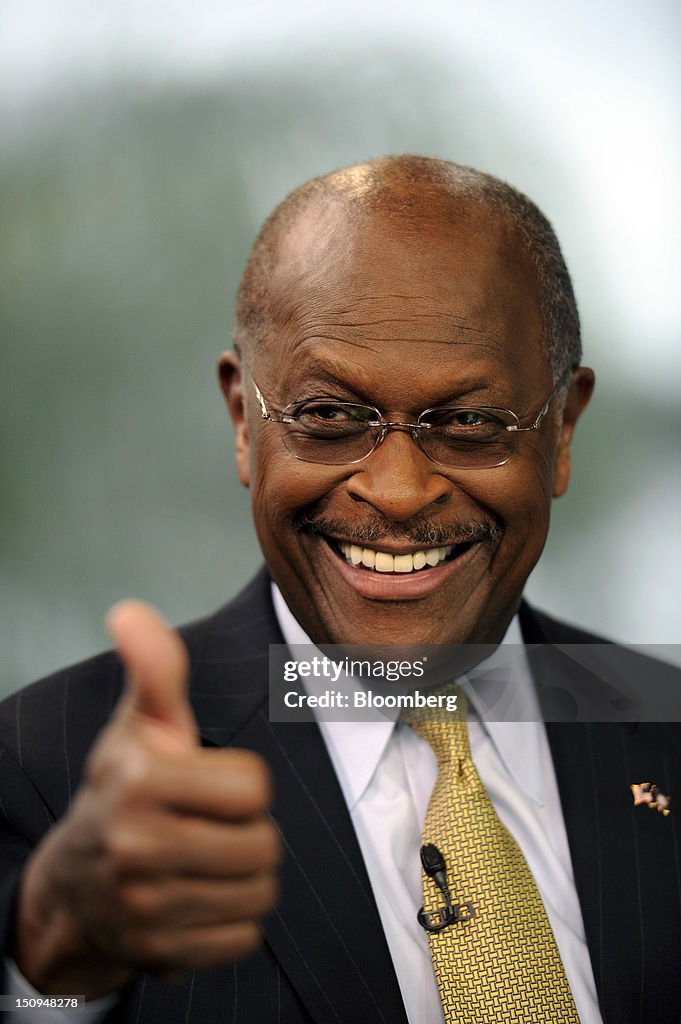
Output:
[402,690,470,767]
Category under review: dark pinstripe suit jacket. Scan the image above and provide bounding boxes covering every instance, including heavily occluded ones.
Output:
[1,568,680,1023]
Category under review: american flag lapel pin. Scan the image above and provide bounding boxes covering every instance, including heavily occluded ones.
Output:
[631,782,671,816]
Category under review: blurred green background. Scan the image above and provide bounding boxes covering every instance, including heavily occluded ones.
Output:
[2,2,680,696]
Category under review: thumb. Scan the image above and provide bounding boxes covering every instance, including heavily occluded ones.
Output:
[107,600,198,747]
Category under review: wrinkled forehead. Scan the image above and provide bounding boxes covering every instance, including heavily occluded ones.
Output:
[266,190,540,321]
[256,193,548,384]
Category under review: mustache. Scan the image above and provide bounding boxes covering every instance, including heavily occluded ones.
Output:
[295,513,503,547]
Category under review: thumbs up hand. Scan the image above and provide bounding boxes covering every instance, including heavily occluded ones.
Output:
[107,600,198,750]
[15,603,280,999]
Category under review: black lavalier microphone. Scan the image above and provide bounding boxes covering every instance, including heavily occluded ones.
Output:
[417,843,476,932]
[421,843,453,905]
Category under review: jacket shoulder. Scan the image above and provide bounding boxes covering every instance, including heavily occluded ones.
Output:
[519,602,615,644]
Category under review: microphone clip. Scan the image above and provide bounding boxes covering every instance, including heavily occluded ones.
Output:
[417,902,476,931]
[417,843,476,932]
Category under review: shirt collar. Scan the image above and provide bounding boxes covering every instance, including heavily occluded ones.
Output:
[461,618,544,806]
[271,583,544,808]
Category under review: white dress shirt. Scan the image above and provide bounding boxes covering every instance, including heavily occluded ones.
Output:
[273,583,602,1024]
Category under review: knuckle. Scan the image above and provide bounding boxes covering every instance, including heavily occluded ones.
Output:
[105,827,148,876]
[225,749,273,810]
[122,923,194,972]
[233,817,281,873]
[258,818,283,868]
[87,740,156,804]
[119,883,159,924]
[250,757,274,808]
[114,748,156,798]
[250,873,279,916]
[127,929,172,969]
[226,922,262,959]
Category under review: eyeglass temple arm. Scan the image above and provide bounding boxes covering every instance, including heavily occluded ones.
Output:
[253,382,271,420]
[506,371,573,433]
[510,396,552,433]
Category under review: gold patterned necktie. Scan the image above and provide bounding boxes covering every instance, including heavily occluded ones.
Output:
[404,693,579,1023]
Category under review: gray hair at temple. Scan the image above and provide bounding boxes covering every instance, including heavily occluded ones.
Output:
[234,155,582,384]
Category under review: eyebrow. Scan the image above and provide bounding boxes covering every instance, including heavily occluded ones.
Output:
[282,359,503,407]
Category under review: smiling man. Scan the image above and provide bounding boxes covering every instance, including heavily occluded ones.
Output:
[220,160,592,650]
[1,157,680,1024]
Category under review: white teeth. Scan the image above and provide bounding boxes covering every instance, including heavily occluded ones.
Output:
[350,544,363,566]
[338,541,455,573]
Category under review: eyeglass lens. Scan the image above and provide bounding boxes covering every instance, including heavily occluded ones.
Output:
[278,402,516,468]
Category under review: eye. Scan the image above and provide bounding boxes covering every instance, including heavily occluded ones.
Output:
[290,401,378,437]
[424,408,499,429]
[450,411,488,427]
[298,402,375,422]
[421,407,507,446]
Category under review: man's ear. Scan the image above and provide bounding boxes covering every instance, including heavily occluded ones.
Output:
[217,350,250,488]
[553,367,595,498]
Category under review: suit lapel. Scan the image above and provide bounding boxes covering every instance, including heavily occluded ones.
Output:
[187,569,408,1024]
[520,604,681,1022]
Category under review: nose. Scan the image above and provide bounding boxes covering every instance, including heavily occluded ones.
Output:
[346,428,453,522]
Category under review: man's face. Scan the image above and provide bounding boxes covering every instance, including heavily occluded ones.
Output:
[221,200,592,647]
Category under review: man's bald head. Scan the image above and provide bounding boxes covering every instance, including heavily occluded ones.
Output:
[234,155,581,382]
